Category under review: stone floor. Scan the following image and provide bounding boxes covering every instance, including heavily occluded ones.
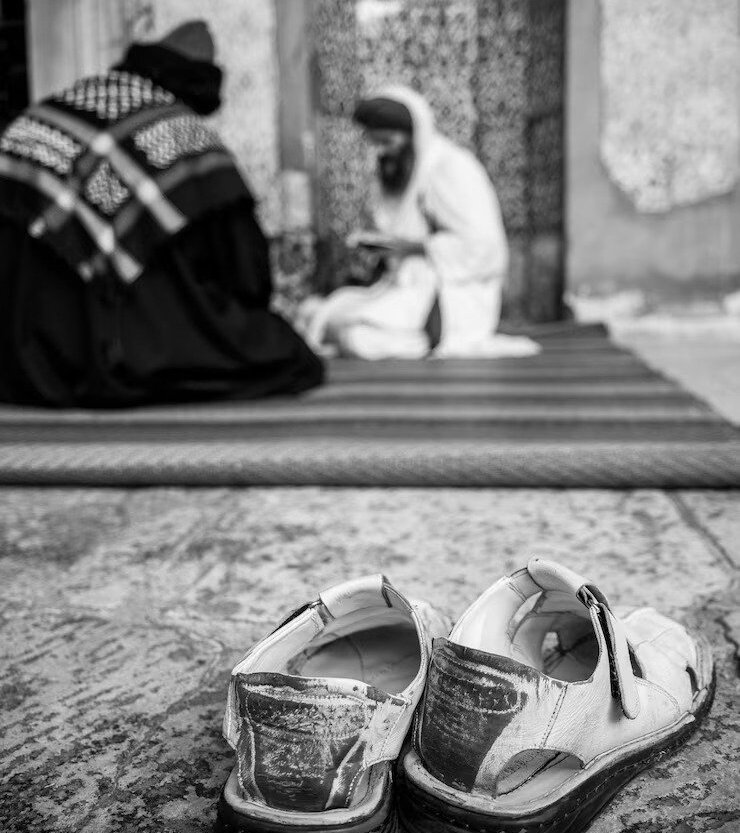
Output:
[614,321,740,426]
[1,330,739,833]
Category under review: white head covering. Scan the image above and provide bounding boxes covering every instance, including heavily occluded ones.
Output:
[362,85,444,239]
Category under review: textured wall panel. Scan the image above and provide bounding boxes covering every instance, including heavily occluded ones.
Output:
[126,0,282,233]
[474,0,531,233]
[601,0,740,213]
[357,1,478,144]
[527,0,565,234]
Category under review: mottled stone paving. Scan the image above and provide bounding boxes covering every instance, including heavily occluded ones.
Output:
[0,487,738,832]
[0,0,734,804]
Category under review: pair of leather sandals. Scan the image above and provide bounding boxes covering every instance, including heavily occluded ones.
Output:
[217,558,715,833]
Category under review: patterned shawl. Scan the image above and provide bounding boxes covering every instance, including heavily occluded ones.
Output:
[0,68,251,284]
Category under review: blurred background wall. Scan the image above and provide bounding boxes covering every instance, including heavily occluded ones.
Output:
[567,0,740,308]
[21,0,283,232]
[2,0,738,320]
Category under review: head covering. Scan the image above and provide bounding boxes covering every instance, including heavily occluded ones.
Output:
[115,20,222,115]
[360,86,439,178]
[157,20,216,64]
[353,96,413,133]
[363,86,441,232]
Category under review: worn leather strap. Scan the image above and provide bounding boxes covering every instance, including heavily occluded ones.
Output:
[319,573,391,619]
[597,601,641,718]
[511,558,639,719]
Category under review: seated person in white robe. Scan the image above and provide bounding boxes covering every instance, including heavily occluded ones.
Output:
[300,85,539,359]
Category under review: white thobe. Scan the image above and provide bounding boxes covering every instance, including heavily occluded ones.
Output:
[304,86,539,360]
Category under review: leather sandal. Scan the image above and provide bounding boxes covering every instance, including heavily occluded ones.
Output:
[217,574,449,832]
[398,558,715,833]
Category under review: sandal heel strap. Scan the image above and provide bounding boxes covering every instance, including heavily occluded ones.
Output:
[417,640,568,797]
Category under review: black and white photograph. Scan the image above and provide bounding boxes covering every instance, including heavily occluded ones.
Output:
[0,1,738,831]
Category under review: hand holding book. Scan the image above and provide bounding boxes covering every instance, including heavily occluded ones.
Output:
[346,230,425,256]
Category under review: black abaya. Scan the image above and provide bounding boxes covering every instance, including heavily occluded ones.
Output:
[0,199,323,407]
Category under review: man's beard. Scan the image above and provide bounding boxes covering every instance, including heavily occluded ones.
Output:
[378,142,415,195]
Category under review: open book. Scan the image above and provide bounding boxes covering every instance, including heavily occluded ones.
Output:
[346,230,418,253]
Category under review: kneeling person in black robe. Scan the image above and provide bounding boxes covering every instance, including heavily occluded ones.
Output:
[0,21,323,407]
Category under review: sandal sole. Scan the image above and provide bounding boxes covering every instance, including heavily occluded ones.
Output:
[397,667,716,833]
[215,785,398,833]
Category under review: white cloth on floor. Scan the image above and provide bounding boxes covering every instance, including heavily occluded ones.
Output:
[302,85,540,360]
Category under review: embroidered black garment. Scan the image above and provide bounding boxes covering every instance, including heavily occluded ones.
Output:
[0,54,323,407]
[115,43,223,116]
[0,63,245,285]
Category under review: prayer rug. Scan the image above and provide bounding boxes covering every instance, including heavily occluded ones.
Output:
[0,324,738,487]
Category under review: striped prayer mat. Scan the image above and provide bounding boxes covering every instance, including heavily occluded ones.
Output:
[0,324,738,487]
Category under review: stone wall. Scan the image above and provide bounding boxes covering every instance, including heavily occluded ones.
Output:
[567,0,740,303]
[601,0,739,215]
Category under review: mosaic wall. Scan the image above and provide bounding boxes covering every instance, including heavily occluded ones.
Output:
[474,1,529,234]
[523,0,566,320]
[601,0,740,214]
[313,0,566,320]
